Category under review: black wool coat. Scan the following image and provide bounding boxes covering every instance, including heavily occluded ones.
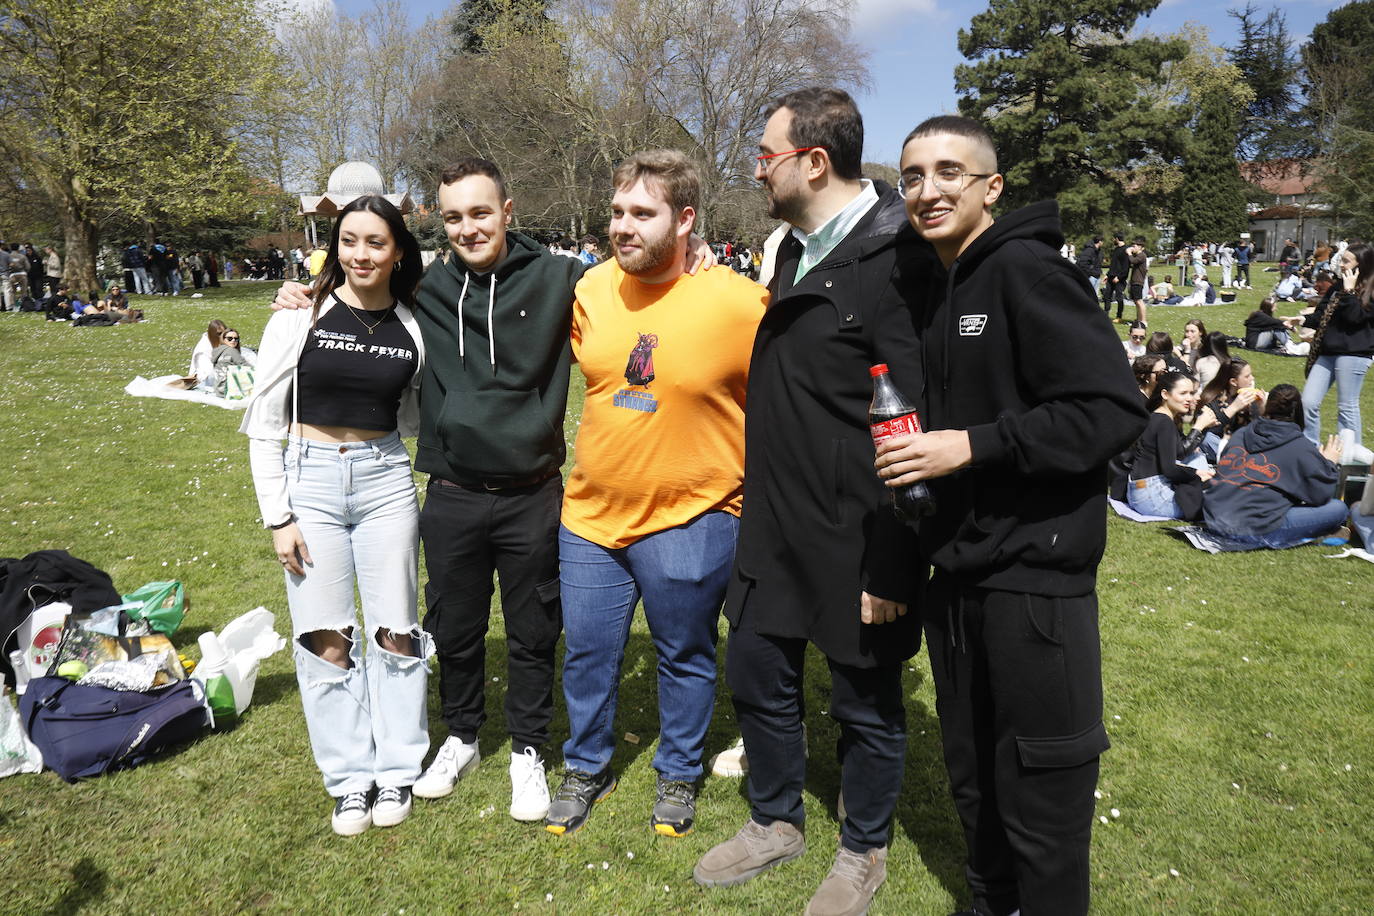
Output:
[724,187,929,668]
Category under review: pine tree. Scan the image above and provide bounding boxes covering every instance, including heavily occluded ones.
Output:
[1174,89,1250,244]
[955,0,1188,237]
[1227,3,1306,160]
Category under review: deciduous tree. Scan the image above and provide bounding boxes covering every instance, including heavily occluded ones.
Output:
[0,0,277,291]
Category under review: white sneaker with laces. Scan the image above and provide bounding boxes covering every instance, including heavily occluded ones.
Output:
[414,736,479,799]
[509,747,551,822]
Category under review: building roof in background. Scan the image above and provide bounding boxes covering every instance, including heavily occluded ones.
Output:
[1240,159,1319,196]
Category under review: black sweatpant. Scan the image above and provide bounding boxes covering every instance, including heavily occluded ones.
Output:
[726,600,907,852]
[925,574,1108,916]
[419,475,563,753]
[1103,278,1127,319]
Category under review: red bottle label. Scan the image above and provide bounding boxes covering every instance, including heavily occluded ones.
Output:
[870,412,922,444]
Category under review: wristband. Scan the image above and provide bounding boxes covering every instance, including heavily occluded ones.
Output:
[269,516,295,530]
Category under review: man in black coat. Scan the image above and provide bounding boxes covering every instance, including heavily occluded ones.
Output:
[1104,234,1130,321]
[876,115,1147,916]
[1074,236,1102,297]
[693,87,927,916]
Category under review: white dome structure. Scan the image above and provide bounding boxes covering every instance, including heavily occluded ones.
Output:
[327,161,385,196]
[300,160,413,216]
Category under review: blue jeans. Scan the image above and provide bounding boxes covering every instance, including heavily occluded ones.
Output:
[1302,354,1373,448]
[1127,475,1183,518]
[1214,498,1350,549]
[558,511,738,782]
[282,432,431,796]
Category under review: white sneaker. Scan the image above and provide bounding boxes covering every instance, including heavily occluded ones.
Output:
[709,738,749,777]
[509,747,551,821]
[709,725,809,778]
[414,736,479,799]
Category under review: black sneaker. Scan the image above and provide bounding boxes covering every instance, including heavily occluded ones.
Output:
[331,789,373,837]
[372,785,413,827]
[652,775,697,837]
[544,769,616,836]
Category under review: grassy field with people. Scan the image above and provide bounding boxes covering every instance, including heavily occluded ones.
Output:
[1,278,1371,914]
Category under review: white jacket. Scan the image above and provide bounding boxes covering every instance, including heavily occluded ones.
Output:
[239,296,426,527]
[189,333,216,384]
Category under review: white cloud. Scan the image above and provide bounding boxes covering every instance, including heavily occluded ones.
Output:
[851,0,941,35]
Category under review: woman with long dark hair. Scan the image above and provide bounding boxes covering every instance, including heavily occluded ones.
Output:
[1127,371,1212,520]
[1177,318,1206,374]
[241,195,430,837]
[1199,357,1263,437]
[1204,384,1347,548]
[1193,329,1231,391]
[1300,243,1374,455]
[190,319,227,389]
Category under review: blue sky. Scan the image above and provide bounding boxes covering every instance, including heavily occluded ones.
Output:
[334,0,1348,165]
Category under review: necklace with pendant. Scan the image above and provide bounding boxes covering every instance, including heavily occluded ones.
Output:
[346,303,388,335]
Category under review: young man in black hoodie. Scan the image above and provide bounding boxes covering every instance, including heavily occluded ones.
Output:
[875,116,1147,916]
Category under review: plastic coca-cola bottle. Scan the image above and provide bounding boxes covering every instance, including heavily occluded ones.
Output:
[869,364,936,519]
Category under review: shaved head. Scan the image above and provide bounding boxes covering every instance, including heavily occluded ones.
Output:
[902,115,998,173]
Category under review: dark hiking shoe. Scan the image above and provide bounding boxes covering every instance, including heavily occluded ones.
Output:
[544,768,616,836]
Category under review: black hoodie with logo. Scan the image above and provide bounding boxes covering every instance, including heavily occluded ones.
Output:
[905,201,1147,596]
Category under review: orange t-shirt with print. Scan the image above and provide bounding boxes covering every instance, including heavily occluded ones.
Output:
[563,259,768,549]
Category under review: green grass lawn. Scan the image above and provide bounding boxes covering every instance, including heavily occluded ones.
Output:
[1,278,1371,914]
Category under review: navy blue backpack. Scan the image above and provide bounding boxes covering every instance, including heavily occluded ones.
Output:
[19,676,210,782]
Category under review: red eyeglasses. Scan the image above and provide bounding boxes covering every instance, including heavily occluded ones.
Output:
[756,146,824,168]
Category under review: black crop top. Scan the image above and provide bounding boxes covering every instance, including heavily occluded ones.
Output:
[294,298,418,431]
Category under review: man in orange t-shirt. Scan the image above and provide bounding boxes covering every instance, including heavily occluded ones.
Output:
[544,150,767,840]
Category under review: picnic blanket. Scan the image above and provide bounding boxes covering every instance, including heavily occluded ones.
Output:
[1108,498,1175,523]
[124,375,247,410]
[1322,547,1374,565]
[1166,525,1321,553]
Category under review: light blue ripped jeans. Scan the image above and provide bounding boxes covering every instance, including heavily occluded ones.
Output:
[283,432,432,796]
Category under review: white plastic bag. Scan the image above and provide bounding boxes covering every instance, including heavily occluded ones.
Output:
[1,690,43,778]
[196,607,286,715]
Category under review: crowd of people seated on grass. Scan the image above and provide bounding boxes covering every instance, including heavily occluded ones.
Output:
[39,284,144,324]
[1112,243,1374,548]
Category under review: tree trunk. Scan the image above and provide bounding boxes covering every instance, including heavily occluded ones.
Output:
[61,195,99,293]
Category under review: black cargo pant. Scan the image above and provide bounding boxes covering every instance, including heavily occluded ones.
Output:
[925,574,1108,916]
[419,474,563,753]
[726,600,907,852]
